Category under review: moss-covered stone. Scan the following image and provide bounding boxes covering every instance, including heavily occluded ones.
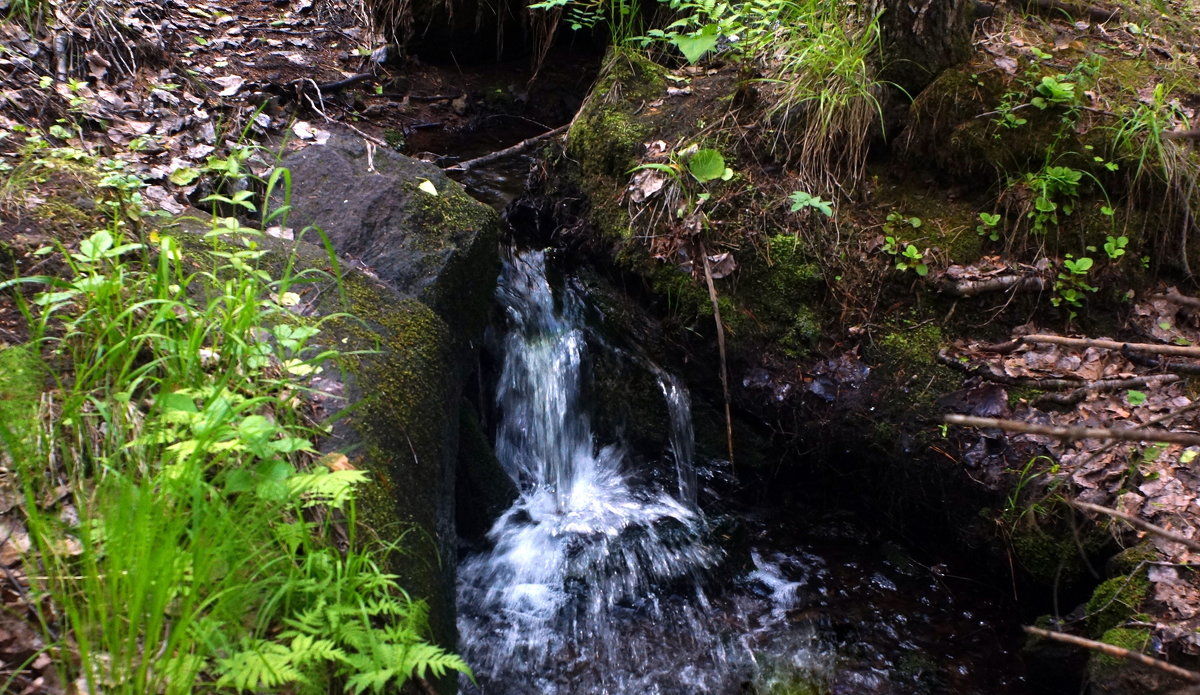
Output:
[1085,572,1150,636]
[1089,626,1151,674]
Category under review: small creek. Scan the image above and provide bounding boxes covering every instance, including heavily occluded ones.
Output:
[415,60,1041,681]
[453,239,1030,694]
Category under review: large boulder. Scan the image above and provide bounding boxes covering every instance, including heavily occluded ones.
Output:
[274,134,503,670]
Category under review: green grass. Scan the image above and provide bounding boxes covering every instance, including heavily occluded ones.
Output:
[0,142,469,693]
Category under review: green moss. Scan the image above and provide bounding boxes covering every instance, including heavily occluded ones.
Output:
[1106,543,1159,576]
[1089,627,1151,674]
[782,305,822,358]
[1008,507,1109,586]
[1085,572,1150,636]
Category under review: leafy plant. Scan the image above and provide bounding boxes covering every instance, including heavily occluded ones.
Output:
[1021,165,1083,234]
[687,148,734,183]
[1103,234,1128,260]
[1052,253,1098,316]
[0,148,468,692]
[1031,74,1077,110]
[976,211,1002,241]
[788,190,833,217]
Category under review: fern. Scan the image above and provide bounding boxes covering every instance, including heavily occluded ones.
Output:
[285,468,368,509]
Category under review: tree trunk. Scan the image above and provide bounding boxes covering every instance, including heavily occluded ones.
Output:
[875,0,974,98]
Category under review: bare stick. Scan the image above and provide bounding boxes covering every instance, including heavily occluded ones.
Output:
[1073,501,1200,554]
[1152,291,1200,309]
[444,125,569,172]
[943,414,1200,446]
[700,241,735,469]
[1032,374,1180,407]
[1022,334,1200,358]
[1024,626,1200,683]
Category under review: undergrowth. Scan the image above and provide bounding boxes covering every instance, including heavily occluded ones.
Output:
[0,139,470,693]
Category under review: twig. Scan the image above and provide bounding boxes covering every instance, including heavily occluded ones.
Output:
[1122,346,1200,376]
[943,414,1200,446]
[1022,334,1200,359]
[1023,625,1200,683]
[1073,501,1200,554]
[443,125,569,172]
[1032,374,1180,407]
[936,349,1084,389]
[700,240,735,470]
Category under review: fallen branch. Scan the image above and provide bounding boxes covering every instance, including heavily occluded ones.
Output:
[1016,0,1122,24]
[1153,291,1200,309]
[1073,501,1200,554]
[1022,334,1200,359]
[1032,374,1181,407]
[943,414,1200,446]
[444,125,569,173]
[1162,129,1200,141]
[1023,626,1200,683]
[936,349,1084,389]
[700,240,735,470]
[1122,346,1200,376]
[937,274,1047,297]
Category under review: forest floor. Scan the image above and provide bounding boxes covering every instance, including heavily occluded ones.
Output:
[5,0,1200,692]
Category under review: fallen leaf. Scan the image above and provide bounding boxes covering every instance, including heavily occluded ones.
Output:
[213,74,244,97]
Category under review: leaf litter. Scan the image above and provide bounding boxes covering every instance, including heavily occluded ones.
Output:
[942,286,1200,654]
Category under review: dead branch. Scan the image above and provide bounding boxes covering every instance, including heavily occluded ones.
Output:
[1122,347,1200,376]
[1074,501,1200,554]
[1162,129,1200,141]
[1022,334,1200,358]
[937,349,1084,389]
[1023,626,1200,683]
[1153,291,1200,309]
[1032,374,1181,407]
[1015,0,1122,24]
[937,274,1047,297]
[700,240,735,469]
[444,125,569,173]
[943,414,1200,446]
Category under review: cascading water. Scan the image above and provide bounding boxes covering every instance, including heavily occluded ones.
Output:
[457,248,730,693]
[457,247,1029,695]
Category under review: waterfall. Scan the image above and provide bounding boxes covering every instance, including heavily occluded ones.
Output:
[457,248,725,694]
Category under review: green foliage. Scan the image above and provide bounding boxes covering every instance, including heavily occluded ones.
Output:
[788,190,833,217]
[529,0,642,41]
[687,148,733,182]
[0,150,467,692]
[1052,253,1098,316]
[1103,234,1128,261]
[976,212,1002,241]
[1020,165,1082,234]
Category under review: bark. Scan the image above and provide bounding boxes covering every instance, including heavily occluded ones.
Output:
[875,0,974,97]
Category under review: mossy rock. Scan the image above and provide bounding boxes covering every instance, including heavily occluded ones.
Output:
[1085,627,1184,695]
[279,132,501,342]
[1085,571,1150,636]
[166,171,498,688]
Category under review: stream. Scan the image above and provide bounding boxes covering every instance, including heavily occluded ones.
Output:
[454,243,1031,694]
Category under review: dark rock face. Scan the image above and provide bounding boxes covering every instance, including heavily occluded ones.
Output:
[278,133,502,666]
[283,135,498,337]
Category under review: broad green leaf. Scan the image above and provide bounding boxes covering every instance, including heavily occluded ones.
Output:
[671,24,719,65]
[688,148,727,183]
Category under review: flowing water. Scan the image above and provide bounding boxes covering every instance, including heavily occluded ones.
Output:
[457,247,1028,694]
